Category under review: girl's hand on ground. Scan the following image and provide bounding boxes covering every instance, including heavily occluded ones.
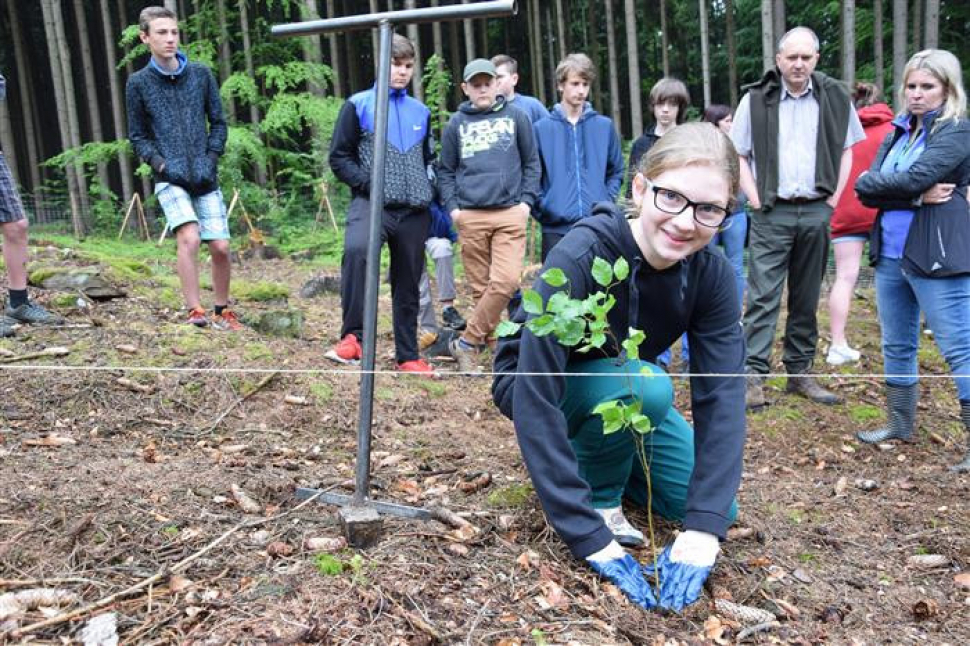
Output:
[586,541,657,610]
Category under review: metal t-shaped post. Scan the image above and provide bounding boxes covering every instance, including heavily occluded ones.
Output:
[272,0,517,547]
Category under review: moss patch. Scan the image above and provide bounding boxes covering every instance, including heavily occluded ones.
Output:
[233,280,290,302]
[487,483,534,508]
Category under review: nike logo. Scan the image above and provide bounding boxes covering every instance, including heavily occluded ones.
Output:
[413,124,422,130]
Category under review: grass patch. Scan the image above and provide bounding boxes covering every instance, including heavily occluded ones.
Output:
[310,381,333,404]
[415,379,446,397]
[765,376,786,390]
[487,483,534,508]
[243,343,273,361]
[849,404,883,424]
[375,387,395,401]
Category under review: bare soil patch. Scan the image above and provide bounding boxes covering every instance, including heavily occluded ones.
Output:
[1,253,968,644]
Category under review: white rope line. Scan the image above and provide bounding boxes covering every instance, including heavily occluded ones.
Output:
[0,364,963,380]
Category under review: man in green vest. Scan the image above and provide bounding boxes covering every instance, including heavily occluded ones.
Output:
[731,27,864,409]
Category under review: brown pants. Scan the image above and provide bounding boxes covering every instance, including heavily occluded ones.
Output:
[454,205,527,346]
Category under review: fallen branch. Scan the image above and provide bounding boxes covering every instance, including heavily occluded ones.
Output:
[0,347,70,364]
[10,490,323,639]
[382,588,444,643]
[0,578,99,589]
[205,371,278,433]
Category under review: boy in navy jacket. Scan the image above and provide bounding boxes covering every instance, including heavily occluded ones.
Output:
[534,53,624,260]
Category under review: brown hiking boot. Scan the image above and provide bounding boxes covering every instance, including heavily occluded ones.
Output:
[786,374,842,405]
[745,375,766,410]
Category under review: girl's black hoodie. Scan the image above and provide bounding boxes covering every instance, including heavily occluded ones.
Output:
[492,202,746,559]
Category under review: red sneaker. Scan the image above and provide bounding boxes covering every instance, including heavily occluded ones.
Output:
[326,334,362,364]
[212,309,244,331]
[186,307,208,327]
[397,358,435,375]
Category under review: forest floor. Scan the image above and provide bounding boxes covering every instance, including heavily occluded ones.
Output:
[1,237,969,645]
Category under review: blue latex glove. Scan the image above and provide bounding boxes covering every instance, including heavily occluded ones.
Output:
[588,552,657,609]
[642,530,719,611]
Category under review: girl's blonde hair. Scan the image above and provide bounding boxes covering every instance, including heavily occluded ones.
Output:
[899,49,967,126]
[632,122,740,211]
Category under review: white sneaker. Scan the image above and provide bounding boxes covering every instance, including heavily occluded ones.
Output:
[826,344,861,366]
[595,507,644,547]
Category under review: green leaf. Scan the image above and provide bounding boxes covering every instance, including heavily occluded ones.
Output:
[496,320,522,337]
[622,328,646,359]
[593,401,624,434]
[545,291,572,314]
[589,332,607,348]
[528,314,557,336]
[630,413,653,435]
[613,257,630,281]
[522,290,544,315]
[556,317,586,347]
[591,257,614,287]
[541,267,568,287]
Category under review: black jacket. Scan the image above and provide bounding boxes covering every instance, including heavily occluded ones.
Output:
[492,203,746,559]
[623,131,660,199]
[437,97,541,213]
[857,113,970,275]
[126,56,227,196]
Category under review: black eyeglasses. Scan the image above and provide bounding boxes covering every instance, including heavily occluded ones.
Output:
[649,184,731,228]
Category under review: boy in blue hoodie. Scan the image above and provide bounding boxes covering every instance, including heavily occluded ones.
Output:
[534,54,624,261]
[126,6,240,331]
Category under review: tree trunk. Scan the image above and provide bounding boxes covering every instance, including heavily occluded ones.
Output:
[554,0,567,61]
[911,0,921,52]
[238,0,267,186]
[100,0,134,205]
[923,0,939,48]
[529,0,546,105]
[405,0,423,101]
[324,0,343,97]
[40,0,84,237]
[588,0,602,111]
[698,0,711,108]
[660,0,670,77]
[478,19,488,59]
[841,0,855,86]
[760,0,774,73]
[302,0,325,97]
[874,0,885,94]
[6,0,42,193]
[544,4,556,101]
[448,16,463,104]
[57,0,92,229]
[892,0,907,110]
[164,0,177,12]
[462,0,476,63]
[773,0,785,43]
[604,0,621,133]
[74,0,112,195]
[369,0,379,73]
[215,0,236,121]
[725,0,738,107]
[623,0,642,139]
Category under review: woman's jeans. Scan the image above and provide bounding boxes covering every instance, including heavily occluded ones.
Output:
[711,209,748,306]
[876,257,970,400]
[561,358,738,521]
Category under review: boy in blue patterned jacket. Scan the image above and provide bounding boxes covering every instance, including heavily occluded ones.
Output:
[328,34,435,374]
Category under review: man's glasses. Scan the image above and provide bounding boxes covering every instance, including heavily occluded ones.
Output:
[649,184,731,228]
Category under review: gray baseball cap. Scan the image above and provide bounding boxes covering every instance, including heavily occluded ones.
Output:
[462,58,497,82]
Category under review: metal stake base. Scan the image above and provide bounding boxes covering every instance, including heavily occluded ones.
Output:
[296,487,434,548]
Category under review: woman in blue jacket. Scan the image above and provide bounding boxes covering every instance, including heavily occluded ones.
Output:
[853,49,970,473]
[493,123,745,611]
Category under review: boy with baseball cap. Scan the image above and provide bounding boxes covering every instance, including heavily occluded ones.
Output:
[437,58,541,373]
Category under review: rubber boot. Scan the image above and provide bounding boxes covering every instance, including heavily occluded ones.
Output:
[857,383,918,443]
[949,400,970,473]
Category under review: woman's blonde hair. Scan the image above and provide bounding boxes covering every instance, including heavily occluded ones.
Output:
[899,49,967,125]
[632,122,740,211]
